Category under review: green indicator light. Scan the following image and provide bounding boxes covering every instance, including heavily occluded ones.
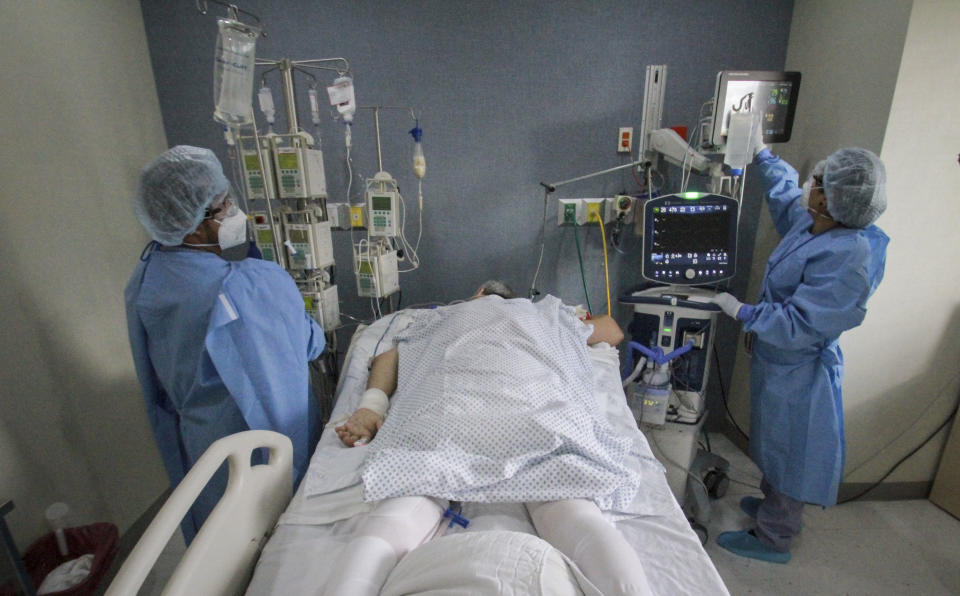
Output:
[664,328,672,333]
[682,192,703,200]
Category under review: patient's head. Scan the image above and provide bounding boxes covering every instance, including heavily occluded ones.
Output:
[474,280,517,299]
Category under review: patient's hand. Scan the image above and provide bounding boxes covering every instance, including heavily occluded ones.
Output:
[335,408,384,447]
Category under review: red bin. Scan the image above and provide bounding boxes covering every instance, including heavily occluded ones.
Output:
[2,523,118,596]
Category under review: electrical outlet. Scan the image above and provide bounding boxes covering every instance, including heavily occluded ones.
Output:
[618,127,633,153]
[558,199,580,226]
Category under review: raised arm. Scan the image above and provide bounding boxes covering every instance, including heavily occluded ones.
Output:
[753,148,809,238]
[335,347,398,446]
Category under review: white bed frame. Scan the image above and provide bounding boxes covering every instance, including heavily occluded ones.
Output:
[107,312,729,595]
[106,430,292,596]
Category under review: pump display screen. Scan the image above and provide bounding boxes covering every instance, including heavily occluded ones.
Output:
[643,193,738,285]
[710,71,801,146]
[277,151,300,170]
[372,196,392,211]
[244,153,263,171]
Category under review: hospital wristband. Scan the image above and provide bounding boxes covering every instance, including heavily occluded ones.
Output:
[358,387,389,418]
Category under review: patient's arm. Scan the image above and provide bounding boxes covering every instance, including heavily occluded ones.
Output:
[584,315,624,346]
[336,347,399,446]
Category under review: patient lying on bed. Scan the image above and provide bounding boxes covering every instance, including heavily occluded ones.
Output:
[327,281,654,596]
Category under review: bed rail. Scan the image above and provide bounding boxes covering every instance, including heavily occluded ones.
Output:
[106,430,292,596]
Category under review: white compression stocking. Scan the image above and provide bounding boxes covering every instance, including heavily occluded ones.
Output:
[527,499,654,596]
[322,496,446,596]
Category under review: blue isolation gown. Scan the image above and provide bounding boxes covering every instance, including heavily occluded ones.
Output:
[125,246,324,542]
[742,149,888,506]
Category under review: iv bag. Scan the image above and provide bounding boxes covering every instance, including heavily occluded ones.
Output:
[327,76,356,123]
[213,19,260,126]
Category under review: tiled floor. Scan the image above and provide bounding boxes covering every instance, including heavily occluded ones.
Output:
[704,433,960,595]
[127,433,960,595]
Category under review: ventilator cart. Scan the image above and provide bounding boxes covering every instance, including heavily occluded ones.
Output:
[619,192,739,540]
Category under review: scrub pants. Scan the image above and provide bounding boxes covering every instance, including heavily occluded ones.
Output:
[322,497,653,596]
[756,477,804,552]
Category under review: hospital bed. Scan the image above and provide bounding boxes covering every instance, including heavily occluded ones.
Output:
[108,309,729,595]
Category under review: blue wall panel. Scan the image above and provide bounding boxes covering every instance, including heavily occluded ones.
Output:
[140,0,794,405]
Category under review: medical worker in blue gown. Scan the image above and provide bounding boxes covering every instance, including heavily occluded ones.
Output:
[125,146,325,544]
[710,140,889,563]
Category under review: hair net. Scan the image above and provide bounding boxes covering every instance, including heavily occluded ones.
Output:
[822,148,886,228]
[134,146,229,246]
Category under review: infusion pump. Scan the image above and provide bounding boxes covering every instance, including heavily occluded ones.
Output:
[365,172,400,237]
[354,243,399,298]
[241,143,276,200]
[251,211,284,266]
[298,277,341,330]
[284,206,334,271]
[238,132,326,200]
[273,134,327,199]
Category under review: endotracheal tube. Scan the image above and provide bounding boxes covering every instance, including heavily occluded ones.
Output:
[410,121,425,179]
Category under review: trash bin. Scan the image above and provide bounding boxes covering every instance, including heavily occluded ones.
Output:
[9,523,118,596]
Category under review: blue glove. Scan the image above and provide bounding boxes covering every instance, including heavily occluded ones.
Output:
[711,292,750,320]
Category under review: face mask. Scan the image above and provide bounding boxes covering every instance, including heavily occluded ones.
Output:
[800,180,832,221]
[215,209,248,250]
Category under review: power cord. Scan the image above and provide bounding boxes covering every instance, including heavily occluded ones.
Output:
[712,344,749,441]
[839,402,959,504]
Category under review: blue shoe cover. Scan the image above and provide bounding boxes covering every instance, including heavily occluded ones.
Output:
[739,496,762,519]
[717,530,791,564]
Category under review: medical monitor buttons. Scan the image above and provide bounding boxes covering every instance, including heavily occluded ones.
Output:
[685,268,696,280]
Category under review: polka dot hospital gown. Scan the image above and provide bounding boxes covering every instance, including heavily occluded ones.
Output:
[361,295,642,512]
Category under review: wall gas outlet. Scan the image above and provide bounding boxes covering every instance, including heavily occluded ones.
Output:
[558,199,580,225]
[350,205,366,229]
[583,199,605,224]
[607,195,635,224]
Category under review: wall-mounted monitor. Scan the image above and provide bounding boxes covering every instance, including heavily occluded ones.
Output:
[709,70,801,147]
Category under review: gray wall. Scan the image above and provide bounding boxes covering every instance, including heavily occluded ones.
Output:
[139,0,794,348]
[0,2,169,548]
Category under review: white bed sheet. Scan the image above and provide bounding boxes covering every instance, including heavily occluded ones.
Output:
[246,310,729,595]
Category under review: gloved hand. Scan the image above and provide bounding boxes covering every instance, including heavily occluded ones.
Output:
[751,114,767,157]
[711,292,745,319]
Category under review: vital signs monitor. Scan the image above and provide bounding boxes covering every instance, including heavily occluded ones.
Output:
[642,193,739,285]
[708,70,801,147]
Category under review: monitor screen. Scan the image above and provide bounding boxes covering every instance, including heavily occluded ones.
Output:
[372,195,393,211]
[643,193,739,285]
[710,71,801,146]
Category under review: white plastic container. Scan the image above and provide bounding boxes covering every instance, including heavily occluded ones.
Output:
[45,502,70,556]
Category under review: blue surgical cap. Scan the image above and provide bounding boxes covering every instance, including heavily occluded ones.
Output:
[823,148,887,228]
[134,146,229,246]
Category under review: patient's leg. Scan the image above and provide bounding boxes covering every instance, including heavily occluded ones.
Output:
[527,499,653,596]
[322,496,445,596]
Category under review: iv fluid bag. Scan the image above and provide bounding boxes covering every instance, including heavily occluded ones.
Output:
[213,19,259,126]
[413,142,425,179]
